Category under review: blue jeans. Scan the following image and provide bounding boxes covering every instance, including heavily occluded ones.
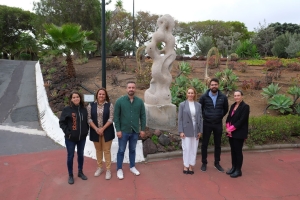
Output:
[117,132,138,170]
[65,138,86,175]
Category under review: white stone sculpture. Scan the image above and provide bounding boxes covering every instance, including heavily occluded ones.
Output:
[144,14,177,130]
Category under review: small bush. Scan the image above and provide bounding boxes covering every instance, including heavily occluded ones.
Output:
[74,57,88,65]
[236,62,248,73]
[106,57,122,70]
[227,61,235,69]
[287,62,300,71]
[247,115,300,148]
[48,67,57,74]
[265,59,282,70]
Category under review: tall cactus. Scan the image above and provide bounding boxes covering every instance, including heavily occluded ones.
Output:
[205,47,219,85]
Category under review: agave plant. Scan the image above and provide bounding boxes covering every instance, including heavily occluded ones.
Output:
[287,85,300,104]
[189,78,206,95]
[294,103,300,115]
[177,61,191,77]
[215,68,238,96]
[267,94,293,114]
[261,83,281,99]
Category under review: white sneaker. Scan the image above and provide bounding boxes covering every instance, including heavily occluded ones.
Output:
[130,167,140,176]
[117,169,124,180]
[94,167,103,177]
[105,170,111,180]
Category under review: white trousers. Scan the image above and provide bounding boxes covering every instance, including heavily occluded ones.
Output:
[182,137,199,167]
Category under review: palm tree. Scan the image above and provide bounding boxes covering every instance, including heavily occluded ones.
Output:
[42,23,97,78]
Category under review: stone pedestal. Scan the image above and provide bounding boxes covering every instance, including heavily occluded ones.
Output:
[145,103,176,130]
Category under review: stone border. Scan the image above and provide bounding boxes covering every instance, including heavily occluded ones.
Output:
[35,62,145,163]
[145,143,300,162]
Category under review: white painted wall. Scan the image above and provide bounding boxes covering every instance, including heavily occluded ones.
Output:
[35,62,145,163]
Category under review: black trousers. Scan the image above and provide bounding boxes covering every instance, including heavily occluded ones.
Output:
[201,122,222,164]
[229,137,245,170]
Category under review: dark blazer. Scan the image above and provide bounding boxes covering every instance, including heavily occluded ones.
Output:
[178,100,203,137]
[226,101,250,139]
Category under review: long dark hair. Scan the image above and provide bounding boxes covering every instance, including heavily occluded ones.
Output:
[95,88,110,102]
[69,91,85,107]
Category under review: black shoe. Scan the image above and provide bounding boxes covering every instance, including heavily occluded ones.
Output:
[214,163,224,172]
[201,164,207,172]
[226,167,236,175]
[183,169,189,174]
[68,175,74,184]
[188,169,194,175]
[78,171,88,180]
[230,170,242,178]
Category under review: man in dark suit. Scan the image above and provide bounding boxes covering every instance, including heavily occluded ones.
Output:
[199,78,228,172]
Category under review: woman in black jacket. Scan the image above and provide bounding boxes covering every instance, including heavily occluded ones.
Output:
[225,90,250,178]
[59,91,89,184]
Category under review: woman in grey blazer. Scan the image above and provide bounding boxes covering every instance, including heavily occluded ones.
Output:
[178,87,203,174]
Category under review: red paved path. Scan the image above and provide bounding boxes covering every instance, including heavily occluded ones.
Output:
[1,148,300,200]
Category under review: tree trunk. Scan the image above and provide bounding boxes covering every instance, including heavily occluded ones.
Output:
[66,54,76,78]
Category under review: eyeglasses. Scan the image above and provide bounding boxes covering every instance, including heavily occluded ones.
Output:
[210,84,218,86]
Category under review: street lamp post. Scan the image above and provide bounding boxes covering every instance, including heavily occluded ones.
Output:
[132,0,135,56]
[101,0,106,88]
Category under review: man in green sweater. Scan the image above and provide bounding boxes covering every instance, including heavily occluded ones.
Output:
[114,81,146,180]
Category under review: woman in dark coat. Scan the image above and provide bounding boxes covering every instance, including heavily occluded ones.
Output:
[225,90,250,178]
[59,91,89,184]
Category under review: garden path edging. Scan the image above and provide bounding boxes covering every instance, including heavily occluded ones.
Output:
[145,143,300,162]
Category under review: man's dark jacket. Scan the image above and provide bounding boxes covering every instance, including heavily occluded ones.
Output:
[199,89,228,124]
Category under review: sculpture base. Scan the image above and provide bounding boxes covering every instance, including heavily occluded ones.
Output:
[145,103,176,130]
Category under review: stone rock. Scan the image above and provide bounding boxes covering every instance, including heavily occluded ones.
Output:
[169,134,181,143]
[154,129,161,136]
[158,134,170,146]
[166,146,176,152]
[143,138,157,157]
[156,143,166,152]
[144,129,153,139]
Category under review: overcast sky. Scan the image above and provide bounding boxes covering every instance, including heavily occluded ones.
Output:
[1,0,300,31]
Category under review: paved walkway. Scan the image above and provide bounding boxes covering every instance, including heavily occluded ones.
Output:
[1,148,299,200]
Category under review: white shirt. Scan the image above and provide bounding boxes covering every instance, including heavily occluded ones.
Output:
[188,101,196,126]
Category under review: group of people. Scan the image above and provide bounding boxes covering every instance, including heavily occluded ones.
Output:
[59,77,250,185]
[59,81,145,184]
[178,78,250,178]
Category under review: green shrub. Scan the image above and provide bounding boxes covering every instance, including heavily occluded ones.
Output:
[48,67,57,74]
[247,115,300,148]
[151,135,158,145]
[271,33,290,58]
[19,53,31,60]
[235,40,258,58]
[239,59,266,66]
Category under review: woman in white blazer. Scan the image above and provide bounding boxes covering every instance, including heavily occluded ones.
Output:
[178,87,203,174]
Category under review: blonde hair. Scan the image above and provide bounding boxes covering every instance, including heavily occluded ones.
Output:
[186,87,197,101]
